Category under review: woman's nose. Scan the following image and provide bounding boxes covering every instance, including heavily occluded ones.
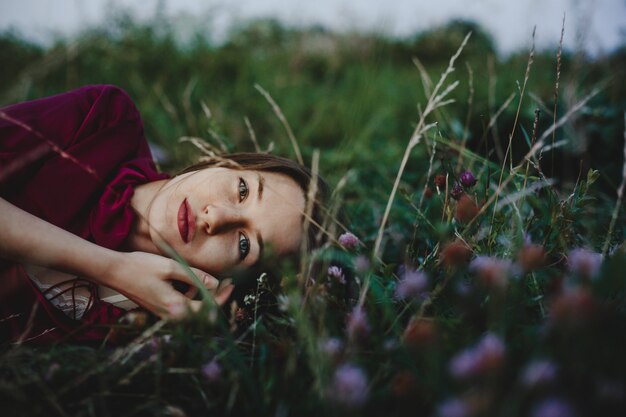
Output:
[202,204,242,235]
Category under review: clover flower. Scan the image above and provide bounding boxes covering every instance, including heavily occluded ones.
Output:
[395,268,428,300]
[347,306,370,341]
[329,364,369,408]
[517,243,547,272]
[567,248,603,279]
[338,232,359,249]
[460,170,477,187]
[354,255,371,274]
[451,182,464,200]
[201,359,222,383]
[532,398,576,417]
[469,256,512,290]
[328,266,346,284]
[449,333,505,379]
[319,337,343,358]
[436,397,471,417]
[521,359,558,388]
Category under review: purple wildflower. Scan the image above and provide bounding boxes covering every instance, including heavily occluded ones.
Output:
[568,248,602,279]
[469,256,512,289]
[329,364,369,408]
[437,398,471,417]
[328,266,346,284]
[320,337,344,358]
[521,359,558,388]
[450,182,464,200]
[347,306,370,341]
[449,332,505,379]
[45,363,60,381]
[460,170,477,187]
[201,359,222,383]
[338,232,360,250]
[354,255,371,274]
[395,269,428,300]
[532,398,576,417]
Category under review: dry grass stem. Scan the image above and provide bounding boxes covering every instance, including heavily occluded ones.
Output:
[254,84,304,165]
[244,116,261,152]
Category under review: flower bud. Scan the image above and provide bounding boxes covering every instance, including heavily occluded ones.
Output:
[460,170,477,187]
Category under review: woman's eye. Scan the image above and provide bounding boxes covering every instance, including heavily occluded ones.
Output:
[239,233,250,260]
[238,177,249,202]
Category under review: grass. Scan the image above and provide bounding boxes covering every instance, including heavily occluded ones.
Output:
[1,14,626,417]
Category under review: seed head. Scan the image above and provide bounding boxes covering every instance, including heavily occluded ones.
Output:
[434,175,447,188]
[440,240,473,269]
[455,195,479,224]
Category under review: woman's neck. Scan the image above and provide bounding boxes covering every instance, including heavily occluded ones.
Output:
[124,179,168,254]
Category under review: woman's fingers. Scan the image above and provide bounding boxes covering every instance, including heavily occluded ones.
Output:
[214,281,235,306]
[169,264,219,291]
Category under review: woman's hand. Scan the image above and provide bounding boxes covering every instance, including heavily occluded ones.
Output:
[0,197,234,319]
[106,251,234,319]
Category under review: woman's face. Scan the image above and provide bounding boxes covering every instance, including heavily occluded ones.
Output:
[145,167,306,276]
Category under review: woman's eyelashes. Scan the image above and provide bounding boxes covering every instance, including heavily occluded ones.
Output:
[238,177,249,202]
[237,177,250,260]
[238,232,250,259]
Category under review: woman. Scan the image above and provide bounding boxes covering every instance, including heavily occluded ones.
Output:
[0,85,326,343]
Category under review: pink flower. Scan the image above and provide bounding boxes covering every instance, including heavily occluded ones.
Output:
[568,248,602,279]
[449,333,505,379]
[354,255,370,274]
[328,266,346,284]
[320,337,344,359]
[201,359,222,383]
[532,398,576,417]
[469,256,512,289]
[395,269,428,300]
[338,232,359,250]
[347,307,370,341]
[329,364,369,408]
[521,360,558,388]
[437,398,471,417]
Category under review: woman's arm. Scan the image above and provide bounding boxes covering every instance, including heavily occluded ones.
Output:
[0,197,233,318]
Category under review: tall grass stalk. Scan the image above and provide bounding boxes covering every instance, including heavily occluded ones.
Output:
[254,84,304,165]
[490,28,536,242]
[602,113,626,255]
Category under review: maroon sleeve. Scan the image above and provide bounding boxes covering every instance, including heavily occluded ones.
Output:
[0,85,157,241]
[0,85,165,344]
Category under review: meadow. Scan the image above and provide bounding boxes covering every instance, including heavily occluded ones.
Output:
[1,13,625,417]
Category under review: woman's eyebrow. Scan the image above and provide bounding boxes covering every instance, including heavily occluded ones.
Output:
[256,173,265,259]
[257,173,265,201]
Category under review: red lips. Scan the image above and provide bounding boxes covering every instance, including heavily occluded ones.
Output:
[177,198,196,243]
